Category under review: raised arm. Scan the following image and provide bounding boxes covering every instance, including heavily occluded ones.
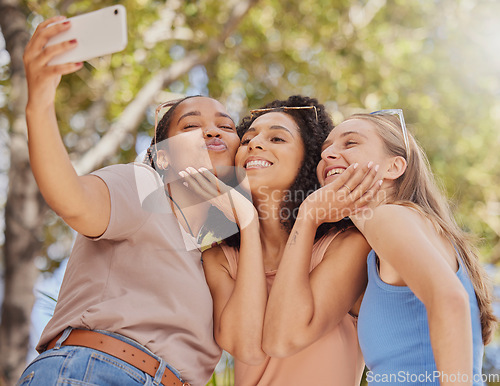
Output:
[184,168,268,365]
[24,17,110,237]
[262,219,369,357]
[263,163,377,357]
[202,220,268,365]
[353,205,473,386]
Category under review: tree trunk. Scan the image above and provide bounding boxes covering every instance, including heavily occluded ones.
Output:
[0,1,258,384]
[0,1,47,385]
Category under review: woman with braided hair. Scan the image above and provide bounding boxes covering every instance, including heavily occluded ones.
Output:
[18,17,240,386]
[182,95,381,385]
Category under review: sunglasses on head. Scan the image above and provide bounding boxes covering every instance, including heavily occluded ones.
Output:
[370,109,410,161]
[250,105,319,123]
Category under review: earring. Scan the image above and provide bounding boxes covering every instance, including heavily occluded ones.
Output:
[157,159,169,170]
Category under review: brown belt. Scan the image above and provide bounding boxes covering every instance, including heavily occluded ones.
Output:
[46,329,190,386]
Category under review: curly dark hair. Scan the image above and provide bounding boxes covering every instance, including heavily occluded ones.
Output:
[225,95,348,248]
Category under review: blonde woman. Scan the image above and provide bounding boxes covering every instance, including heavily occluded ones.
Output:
[315,111,497,385]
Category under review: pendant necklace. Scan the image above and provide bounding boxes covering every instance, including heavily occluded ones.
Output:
[165,183,196,239]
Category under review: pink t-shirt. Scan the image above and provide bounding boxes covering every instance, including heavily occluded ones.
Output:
[220,230,365,386]
[37,163,221,385]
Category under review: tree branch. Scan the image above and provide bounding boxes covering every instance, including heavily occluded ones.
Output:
[73,0,258,175]
[349,0,387,30]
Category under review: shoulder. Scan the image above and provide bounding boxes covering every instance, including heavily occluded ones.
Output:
[367,204,426,230]
[371,203,418,218]
[363,205,443,265]
[203,244,227,261]
[336,226,366,242]
[91,162,159,181]
[321,227,370,263]
[325,227,369,250]
[203,244,236,267]
[91,162,133,175]
[93,163,163,201]
[202,244,235,277]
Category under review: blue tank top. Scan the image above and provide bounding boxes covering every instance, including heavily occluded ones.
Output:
[358,250,484,386]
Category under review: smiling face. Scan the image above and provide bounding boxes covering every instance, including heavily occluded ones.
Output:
[317,118,394,186]
[158,97,240,179]
[236,112,305,195]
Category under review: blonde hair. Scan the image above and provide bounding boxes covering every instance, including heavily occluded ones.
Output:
[348,113,497,344]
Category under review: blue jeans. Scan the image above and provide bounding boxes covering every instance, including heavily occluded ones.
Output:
[17,328,182,386]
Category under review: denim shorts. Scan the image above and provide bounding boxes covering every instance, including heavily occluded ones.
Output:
[16,328,182,386]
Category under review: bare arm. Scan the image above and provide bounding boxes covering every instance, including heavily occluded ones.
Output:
[262,163,379,357]
[24,17,110,237]
[353,205,472,386]
[263,217,369,357]
[188,169,268,365]
[202,220,268,365]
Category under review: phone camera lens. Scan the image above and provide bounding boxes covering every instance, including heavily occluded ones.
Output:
[114,9,118,15]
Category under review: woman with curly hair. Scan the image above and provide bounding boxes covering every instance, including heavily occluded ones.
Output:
[182,95,380,385]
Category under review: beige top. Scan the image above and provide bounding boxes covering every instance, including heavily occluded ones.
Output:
[37,163,221,386]
[220,230,365,386]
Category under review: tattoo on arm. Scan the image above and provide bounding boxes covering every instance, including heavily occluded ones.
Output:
[288,230,299,246]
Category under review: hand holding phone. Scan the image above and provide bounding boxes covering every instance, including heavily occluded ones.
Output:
[45,5,128,65]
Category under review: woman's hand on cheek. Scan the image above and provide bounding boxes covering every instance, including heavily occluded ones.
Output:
[300,162,382,228]
[179,167,257,230]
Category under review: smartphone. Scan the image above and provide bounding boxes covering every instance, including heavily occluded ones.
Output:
[46,5,128,65]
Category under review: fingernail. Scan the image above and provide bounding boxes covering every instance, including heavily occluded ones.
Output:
[353,163,358,169]
[374,164,380,172]
[178,171,187,177]
[187,167,196,174]
[379,180,383,186]
[199,167,208,172]
[69,39,77,44]
[368,161,373,168]
[63,21,70,25]
[183,182,189,187]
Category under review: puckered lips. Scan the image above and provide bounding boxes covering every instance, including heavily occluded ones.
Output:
[323,165,346,180]
[244,156,274,170]
[204,137,227,152]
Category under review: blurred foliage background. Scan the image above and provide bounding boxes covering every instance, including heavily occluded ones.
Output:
[0,0,499,384]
